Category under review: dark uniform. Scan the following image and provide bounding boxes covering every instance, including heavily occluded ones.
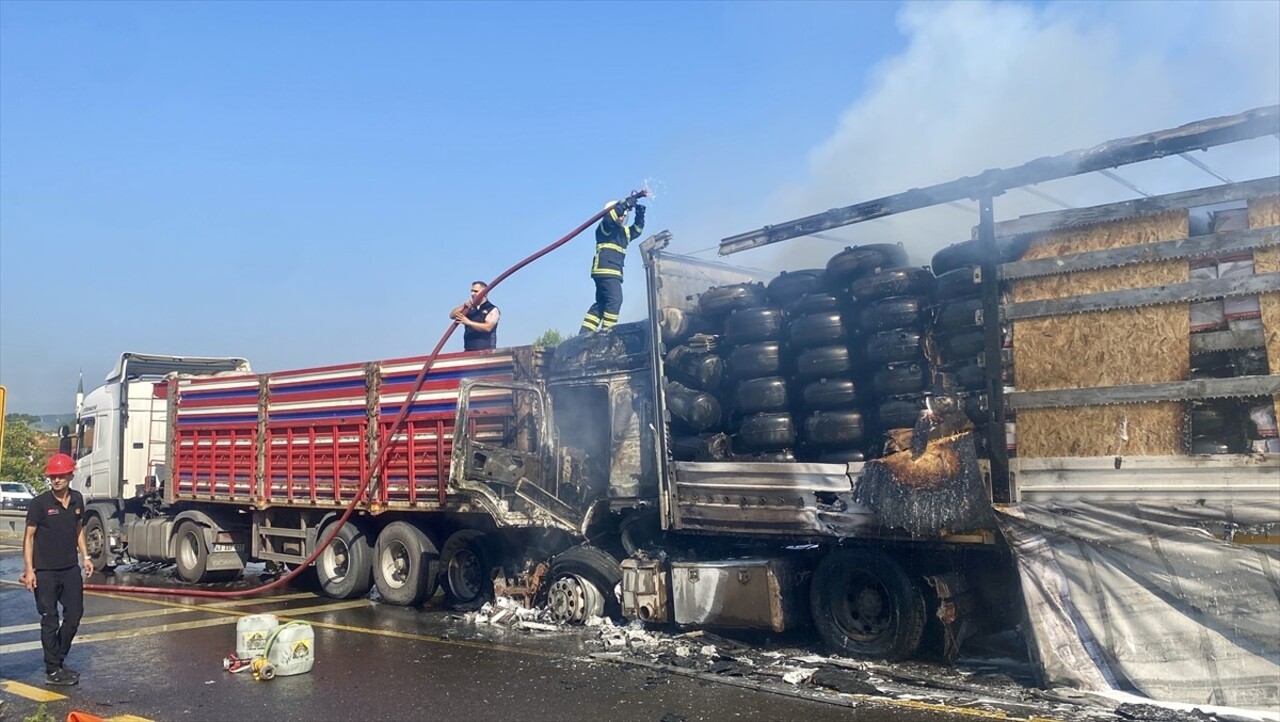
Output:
[463,299,499,350]
[581,200,645,333]
[25,489,87,676]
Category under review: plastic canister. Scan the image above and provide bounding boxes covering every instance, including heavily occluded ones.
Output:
[236,614,279,660]
[265,621,315,677]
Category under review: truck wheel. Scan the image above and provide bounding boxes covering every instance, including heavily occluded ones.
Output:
[83,515,115,573]
[767,269,825,306]
[316,521,374,600]
[373,521,439,606]
[441,530,496,611]
[174,521,235,583]
[547,545,623,622]
[810,548,926,661]
[850,267,934,303]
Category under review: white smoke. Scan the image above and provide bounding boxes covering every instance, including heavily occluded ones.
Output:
[728,0,1280,271]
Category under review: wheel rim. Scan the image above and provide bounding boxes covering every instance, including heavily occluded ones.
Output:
[320,536,351,583]
[834,571,893,642]
[177,530,200,572]
[447,547,483,602]
[85,523,106,561]
[546,574,603,624]
[379,540,411,590]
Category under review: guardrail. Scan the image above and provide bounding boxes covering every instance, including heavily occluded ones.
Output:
[0,510,26,538]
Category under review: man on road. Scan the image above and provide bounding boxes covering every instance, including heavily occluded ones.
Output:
[20,453,94,686]
[580,198,645,334]
[451,281,501,351]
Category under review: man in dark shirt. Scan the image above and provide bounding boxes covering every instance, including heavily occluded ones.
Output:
[21,453,93,686]
[450,281,501,351]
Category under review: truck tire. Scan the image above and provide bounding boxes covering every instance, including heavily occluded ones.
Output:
[862,329,927,366]
[174,521,238,584]
[734,376,790,413]
[850,267,934,303]
[811,449,867,464]
[659,307,700,345]
[937,330,986,360]
[699,283,766,317]
[373,521,439,606]
[316,521,374,599]
[931,240,995,276]
[810,548,927,661]
[734,412,797,451]
[947,360,987,391]
[665,346,724,392]
[767,269,825,306]
[441,530,497,611]
[723,307,785,345]
[934,265,983,300]
[826,244,909,287]
[801,410,865,448]
[794,345,853,380]
[871,363,930,397]
[547,545,623,622]
[726,341,784,381]
[788,311,848,349]
[800,377,859,411]
[877,396,926,430]
[858,296,928,333]
[787,292,842,316]
[934,298,984,333]
[83,515,115,573]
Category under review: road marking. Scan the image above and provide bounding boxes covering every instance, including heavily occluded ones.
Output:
[2,607,196,635]
[0,679,67,702]
[204,591,318,608]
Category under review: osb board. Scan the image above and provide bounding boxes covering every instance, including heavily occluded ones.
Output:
[1012,210,1189,457]
[1248,195,1279,410]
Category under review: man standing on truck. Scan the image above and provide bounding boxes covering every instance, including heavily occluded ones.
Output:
[580,197,645,334]
[451,281,501,350]
[20,453,94,686]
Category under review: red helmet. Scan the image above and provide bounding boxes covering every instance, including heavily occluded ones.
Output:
[45,453,75,476]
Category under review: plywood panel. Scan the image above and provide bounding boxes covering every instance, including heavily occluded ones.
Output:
[1248,196,1280,416]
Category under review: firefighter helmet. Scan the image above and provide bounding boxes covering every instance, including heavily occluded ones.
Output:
[45,453,75,477]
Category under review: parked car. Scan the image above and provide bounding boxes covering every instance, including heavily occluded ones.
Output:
[0,481,35,511]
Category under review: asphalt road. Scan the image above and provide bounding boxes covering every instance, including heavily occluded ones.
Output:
[0,539,1066,722]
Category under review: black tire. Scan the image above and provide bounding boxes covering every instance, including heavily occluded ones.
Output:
[726,341,784,381]
[699,283,766,317]
[934,265,984,300]
[871,363,930,397]
[937,330,986,359]
[862,329,927,366]
[850,267,934,303]
[794,345,854,380]
[671,433,732,462]
[787,292,842,316]
[723,307,785,345]
[373,521,439,606]
[826,244,910,286]
[316,520,375,599]
[731,450,797,463]
[934,298,984,333]
[173,521,239,584]
[811,449,867,464]
[1190,406,1226,435]
[877,397,926,430]
[441,530,498,611]
[767,269,826,306]
[932,240,997,276]
[83,515,114,573]
[801,410,865,448]
[858,296,928,333]
[659,307,700,345]
[810,548,927,661]
[947,361,987,391]
[734,376,790,413]
[800,377,859,411]
[548,545,623,620]
[666,381,722,432]
[734,412,797,451]
[788,311,848,349]
[960,392,989,426]
[665,346,723,392]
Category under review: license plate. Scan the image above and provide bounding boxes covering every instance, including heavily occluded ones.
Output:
[212,543,244,553]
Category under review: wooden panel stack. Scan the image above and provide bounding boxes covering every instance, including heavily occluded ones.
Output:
[1011,210,1190,456]
[1249,195,1280,416]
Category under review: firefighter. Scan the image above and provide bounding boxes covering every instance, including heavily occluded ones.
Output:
[450,281,501,351]
[20,453,94,686]
[580,198,645,334]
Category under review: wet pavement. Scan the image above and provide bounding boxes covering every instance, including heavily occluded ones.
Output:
[0,539,1099,722]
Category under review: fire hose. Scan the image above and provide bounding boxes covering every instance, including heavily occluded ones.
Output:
[84,189,649,599]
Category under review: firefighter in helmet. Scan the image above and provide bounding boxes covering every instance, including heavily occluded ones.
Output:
[580,198,645,334]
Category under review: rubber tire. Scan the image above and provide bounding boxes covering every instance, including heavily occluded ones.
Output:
[174,521,237,584]
[932,240,995,276]
[373,521,439,606]
[863,329,927,366]
[734,412,797,452]
[723,306,785,345]
[811,449,867,464]
[794,345,854,380]
[725,341,782,381]
[948,361,987,391]
[937,330,986,360]
[826,244,910,286]
[850,267,934,303]
[699,283,766,317]
[441,530,497,611]
[734,376,790,414]
[800,377,859,411]
[83,515,115,573]
[548,546,623,619]
[871,363,930,398]
[934,298,984,333]
[788,311,848,349]
[801,410,865,448]
[810,548,927,661]
[666,347,723,392]
[1190,406,1226,435]
[877,397,926,430]
[767,269,825,306]
[316,520,375,600]
[858,296,928,333]
[934,265,983,300]
[787,292,842,316]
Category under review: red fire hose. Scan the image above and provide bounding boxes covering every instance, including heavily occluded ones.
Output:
[84,189,649,598]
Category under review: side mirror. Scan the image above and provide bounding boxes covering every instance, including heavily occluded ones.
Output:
[60,425,72,438]
[59,435,73,456]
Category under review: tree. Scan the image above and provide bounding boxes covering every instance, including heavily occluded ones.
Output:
[533,329,566,347]
[0,418,45,490]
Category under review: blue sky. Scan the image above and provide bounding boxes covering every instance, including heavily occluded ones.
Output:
[2,0,1277,414]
